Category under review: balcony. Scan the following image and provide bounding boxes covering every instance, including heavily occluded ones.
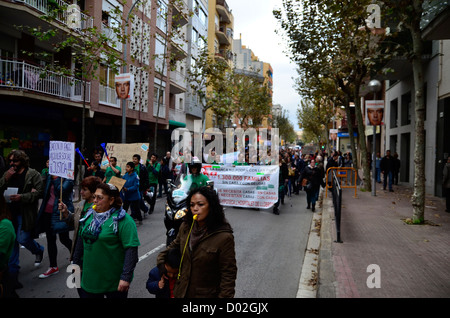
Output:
[170,35,188,61]
[0,59,90,102]
[422,0,450,40]
[216,0,231,24]
[169,69,186,94]
[215,26,231,45]
[171,0,189,28]
[99,84,120,108]
[185,93,203,118]
[153,101,166,119]
[14,0,94,31]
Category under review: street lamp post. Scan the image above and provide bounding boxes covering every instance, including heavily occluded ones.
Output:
[122,0,142,143]
[368,79,382,196]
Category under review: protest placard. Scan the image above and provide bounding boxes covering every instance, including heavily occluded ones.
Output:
[49,141,75,180]
[201,165,279,209]
[100,143,150,173]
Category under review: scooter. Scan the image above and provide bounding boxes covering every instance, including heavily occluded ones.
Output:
[163,174,214,246]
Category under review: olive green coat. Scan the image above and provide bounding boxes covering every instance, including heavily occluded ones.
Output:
[0,168,44,232]
[158,221,237,298]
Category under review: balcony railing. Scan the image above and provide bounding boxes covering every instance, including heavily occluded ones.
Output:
[0,59,90,102]
[153,102,166,118]
[99,84,120,108]
[169,108,186,123]
[16,0,94,30]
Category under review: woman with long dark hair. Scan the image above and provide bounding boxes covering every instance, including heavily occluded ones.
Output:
[157,186,237,298]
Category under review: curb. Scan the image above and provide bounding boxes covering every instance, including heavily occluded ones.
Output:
[296,188,324,298]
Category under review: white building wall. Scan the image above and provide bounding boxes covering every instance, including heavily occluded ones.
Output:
[384,42,440,195]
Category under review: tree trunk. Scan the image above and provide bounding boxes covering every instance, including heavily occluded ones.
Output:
[353,83,371,191]
[344,96,358,169]
[410,4,426,223]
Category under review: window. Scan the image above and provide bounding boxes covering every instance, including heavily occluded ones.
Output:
[99,64,116,88]
[155,34,167,76]
[102,0,123,51]
[157,0,168,33]
[390,98,398,128]
[199,8,207,26]
[192,28,199,46]
[179,97,184,111]
[153,79,166,118]
[401,91,411,126]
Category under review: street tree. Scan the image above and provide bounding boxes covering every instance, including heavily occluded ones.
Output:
[297,98,333,146]
[381,0,427,223]
[274,109,297,144]
[274,0,393,191]
[187,47,232,128]
[232,71,272,129]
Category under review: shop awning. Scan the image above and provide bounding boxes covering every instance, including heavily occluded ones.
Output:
[169,120,186,128]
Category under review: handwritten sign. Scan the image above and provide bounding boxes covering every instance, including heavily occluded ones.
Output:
[100,143,150,173]
[49,141,75,180]
[202,165,279,209]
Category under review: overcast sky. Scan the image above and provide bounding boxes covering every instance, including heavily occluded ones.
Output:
[226,0,301,130]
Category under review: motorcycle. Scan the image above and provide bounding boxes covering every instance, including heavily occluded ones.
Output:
[163,172,214,246]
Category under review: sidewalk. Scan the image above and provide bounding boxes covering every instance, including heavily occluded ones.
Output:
[318,181,450,298]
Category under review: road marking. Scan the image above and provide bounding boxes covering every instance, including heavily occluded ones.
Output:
[138,243,166,263]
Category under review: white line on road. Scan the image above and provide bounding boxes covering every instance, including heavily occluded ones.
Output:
[138,243,166,263]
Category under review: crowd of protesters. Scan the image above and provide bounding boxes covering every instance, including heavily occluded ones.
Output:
[0,144,358,298]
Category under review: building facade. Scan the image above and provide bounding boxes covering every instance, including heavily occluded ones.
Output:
[0,0,189,169]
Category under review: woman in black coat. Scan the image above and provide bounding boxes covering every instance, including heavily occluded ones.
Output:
[303,159,324,212]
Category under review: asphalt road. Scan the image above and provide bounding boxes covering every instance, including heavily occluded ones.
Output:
[14,190,313,298]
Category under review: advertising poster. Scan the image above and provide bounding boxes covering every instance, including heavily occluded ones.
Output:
[115,73,134,100]
[365,100,385,126]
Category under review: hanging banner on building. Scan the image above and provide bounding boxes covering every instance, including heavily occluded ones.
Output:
[201,165,279,209]
[115,73,134,100]
[365,100,385,126]
[49,141,75,180]
[101,143,149,172]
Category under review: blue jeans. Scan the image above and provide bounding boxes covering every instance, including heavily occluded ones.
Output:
[383,171,393,190]
[9,214,44,274]
[376,168,381,182]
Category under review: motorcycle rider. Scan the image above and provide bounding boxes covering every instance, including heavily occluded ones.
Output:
[183,157,209,191]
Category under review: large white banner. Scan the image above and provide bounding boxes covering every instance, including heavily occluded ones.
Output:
[49,141,75,180]
[202,165,279,209]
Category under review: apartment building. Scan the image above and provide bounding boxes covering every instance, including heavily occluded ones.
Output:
[380,2,450,197]
[0,0,188,168]
[205,0,234,130]
[232,38,273,129]
[184,0,208,132]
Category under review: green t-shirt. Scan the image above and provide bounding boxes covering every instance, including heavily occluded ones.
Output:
[0,219,16,271]
[147,162,160,184]
[184,174,210,190]
[105,165,122,183]
[79,211,140,293]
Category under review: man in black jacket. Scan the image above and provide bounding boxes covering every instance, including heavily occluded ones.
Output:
[380,150,395,192]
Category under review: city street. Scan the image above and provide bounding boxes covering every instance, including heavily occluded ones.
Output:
[15,190,313,298]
